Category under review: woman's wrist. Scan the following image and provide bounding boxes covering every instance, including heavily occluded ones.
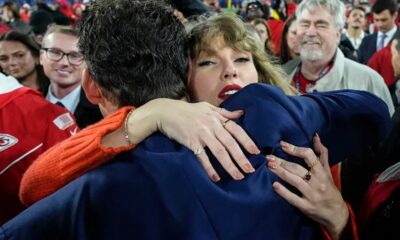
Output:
[328,201,349,240]
[126,100,160,144]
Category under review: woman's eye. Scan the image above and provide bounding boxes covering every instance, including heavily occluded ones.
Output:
[197,60,214,67]
[236,57,250,63]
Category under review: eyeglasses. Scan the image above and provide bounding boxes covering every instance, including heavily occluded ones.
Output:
[41,48,84,65]
[247,4,260,10]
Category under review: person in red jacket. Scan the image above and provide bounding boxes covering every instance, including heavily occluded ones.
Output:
[368,43,397,87]
[0,73,78,224]
[368,37,400,106]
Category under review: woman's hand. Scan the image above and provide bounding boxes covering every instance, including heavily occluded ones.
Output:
[266,134,348,240]
[127,98,260,181]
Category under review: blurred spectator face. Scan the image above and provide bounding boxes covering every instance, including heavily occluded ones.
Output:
[0,41,37,79]
[40,33,84,89]
[1,6,13,22]
[29,10,55,45]
[72,3,85,17]
[347,8,366,29]
[20,4,31,14]
[297,6,341,62]
[203,0,220,11]
[286,20,299,56]
[254,23,268,45]
[373,9,397,33]
[247,3,264,20]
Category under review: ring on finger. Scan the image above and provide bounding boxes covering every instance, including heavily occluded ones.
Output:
[302,170,312,182]
[193,148,205,155]
[291,145,297,152]
[308,157,320,169]
[221,119,231,128]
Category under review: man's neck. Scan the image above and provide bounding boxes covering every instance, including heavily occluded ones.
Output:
[300,59,331,81]
[347,26,362,38]
[50,82,80,99]
[382,25,396,34]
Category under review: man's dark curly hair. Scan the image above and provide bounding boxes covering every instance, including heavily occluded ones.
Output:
[77,0,188,107]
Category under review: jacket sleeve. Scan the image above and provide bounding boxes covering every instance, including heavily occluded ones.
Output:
[220,84,391,166]
[302,89,392,165]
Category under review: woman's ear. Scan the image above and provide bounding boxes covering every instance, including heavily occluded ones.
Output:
[81,67,103,105]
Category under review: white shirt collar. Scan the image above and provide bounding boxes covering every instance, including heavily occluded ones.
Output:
[378,26,398,47]
[0,73,23,94]
[343,30,365,49]
[46,85,81,113]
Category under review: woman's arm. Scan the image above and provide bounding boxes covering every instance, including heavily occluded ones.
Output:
[20,99,259,205]
[266,135,358,240]
[123,99,260,180]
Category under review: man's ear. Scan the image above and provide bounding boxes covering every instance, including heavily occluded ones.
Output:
[39,50,45,65]
[82,67,104,105]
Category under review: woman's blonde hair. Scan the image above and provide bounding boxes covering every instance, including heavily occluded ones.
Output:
[186,14,293,95]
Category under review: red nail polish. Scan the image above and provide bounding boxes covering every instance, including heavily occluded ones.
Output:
[251,146,260,154]
[234,171,244,180]
[268,161,278,169]
[211,174,220,182]
[244,163,255,173]
[266,155,275,161]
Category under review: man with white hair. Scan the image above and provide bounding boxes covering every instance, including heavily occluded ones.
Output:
[283,0,394,115]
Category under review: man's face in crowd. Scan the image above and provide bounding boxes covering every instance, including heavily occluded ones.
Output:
[203,0,220,11]
[347,8,366,29]
[296,6,341,62]
[373,9,397,33]
[247,3,264,20]
[40,32,84,89]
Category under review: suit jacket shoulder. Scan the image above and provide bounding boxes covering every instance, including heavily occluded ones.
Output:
[74,89,103,128]
[358,32,378,64]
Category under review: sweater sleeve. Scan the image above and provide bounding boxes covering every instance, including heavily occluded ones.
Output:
[19,106,135,206]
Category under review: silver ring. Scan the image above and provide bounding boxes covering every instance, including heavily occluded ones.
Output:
[193,148,205,155]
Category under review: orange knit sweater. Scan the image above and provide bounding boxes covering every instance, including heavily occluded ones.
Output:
[19,106,135,206]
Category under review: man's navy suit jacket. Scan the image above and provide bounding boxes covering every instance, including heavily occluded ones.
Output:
[0,84,391,240]
[358,29,400,64]
[74,89,103,129]
[358,32,378,64]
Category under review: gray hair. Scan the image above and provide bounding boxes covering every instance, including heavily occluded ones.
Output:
[296,0,345,30]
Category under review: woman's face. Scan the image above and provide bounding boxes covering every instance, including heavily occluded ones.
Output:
[0,41,37,80]
[189,41,258,106]
[286,21,299,56]
[255,23,268,46]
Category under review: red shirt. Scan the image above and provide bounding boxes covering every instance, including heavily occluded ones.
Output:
[0,87,78,224]
[291,64,334,94]
[368,44,395,87]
